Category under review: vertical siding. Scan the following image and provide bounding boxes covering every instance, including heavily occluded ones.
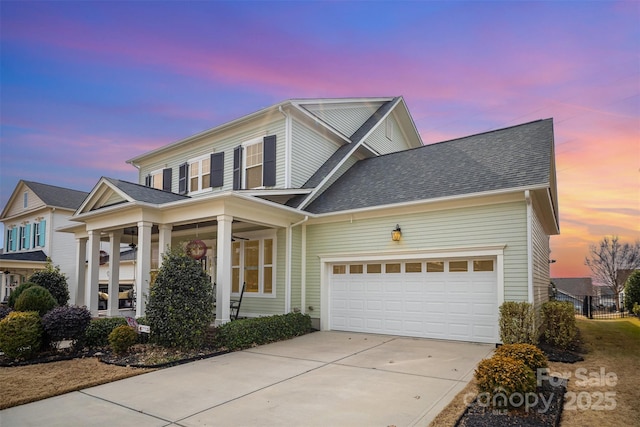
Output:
[304,104,381,137]
[363,115,411,154]
[304,202,529,320]
[291,120,341,188]
[531,206,551,312]
[138,118,286,193]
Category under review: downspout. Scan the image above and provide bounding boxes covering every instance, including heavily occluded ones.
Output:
[525,190,534,304]
[278,106,292,188]
[286,215,308,313]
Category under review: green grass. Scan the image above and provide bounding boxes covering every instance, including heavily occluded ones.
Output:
[576,317,640,357]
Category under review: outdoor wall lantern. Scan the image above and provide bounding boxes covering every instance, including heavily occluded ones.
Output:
[391,224,402,242]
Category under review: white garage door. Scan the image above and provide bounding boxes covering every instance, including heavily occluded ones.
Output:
[329,259,498,343]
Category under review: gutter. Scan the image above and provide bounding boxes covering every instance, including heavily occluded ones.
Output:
[525,190,534,304]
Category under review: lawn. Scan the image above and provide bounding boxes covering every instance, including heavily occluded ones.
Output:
[429,316,640,426]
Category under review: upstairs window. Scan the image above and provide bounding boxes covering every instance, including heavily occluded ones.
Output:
[145,168,172,191]
[33,221,44,247]
[23,192,28,209]
[233,135,276,190]
[244,141,263,189]
[189,156,211,193]
[6,228,16,252]
[19,225,31,250]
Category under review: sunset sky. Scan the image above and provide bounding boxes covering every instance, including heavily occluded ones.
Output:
[1,1,638,279]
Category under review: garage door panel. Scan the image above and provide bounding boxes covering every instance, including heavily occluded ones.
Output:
[330,258,498,343]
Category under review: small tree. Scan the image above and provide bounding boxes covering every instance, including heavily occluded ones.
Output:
[624,271,640,313]
[146,247,214,349]
[28,261,70,306]
[585,236,640,311]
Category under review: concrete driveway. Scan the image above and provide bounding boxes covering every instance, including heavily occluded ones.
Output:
[1,331,493,427]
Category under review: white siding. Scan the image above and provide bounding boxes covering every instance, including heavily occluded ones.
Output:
[305,202,529,321]
[5,185,45,218]
[291,119,341,188]
[304,103,382,137]
[49,210,81,305]
[363,115,411,154]
[531,206,550,312]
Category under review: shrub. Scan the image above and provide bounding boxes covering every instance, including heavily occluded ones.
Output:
[108,325,138,355]
[624,271,640,313]
[215,312,313,351]
[28,262,70,306]
[84,317,128,348]
[42,306,92,347]
[494,343,548,372]
[633,303,640,318]
[14,285,57,316]
[499,301,537,344]
[146,248,214,349]
[540,301,577,350]
[0,311,43,359]
[0,306,12,321]
[474,355,536,409]
[7,282,36,308]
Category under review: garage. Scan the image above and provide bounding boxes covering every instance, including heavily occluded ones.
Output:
[329,258,499,343]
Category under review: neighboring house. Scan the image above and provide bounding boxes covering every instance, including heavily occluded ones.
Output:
[552,277,593,311]
[0,181,88,303]
[60,96,559,344]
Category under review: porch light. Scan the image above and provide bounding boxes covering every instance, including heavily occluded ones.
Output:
[391,224,402,242]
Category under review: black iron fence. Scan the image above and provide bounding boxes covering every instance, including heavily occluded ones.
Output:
[557,293,629,319]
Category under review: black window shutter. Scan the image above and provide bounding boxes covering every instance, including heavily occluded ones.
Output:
[178,163,188,194]
[162,168,172,191]
[211,152,224,187]
[263,135,276,187]
[144,174,151,187]
[233,146,242,190]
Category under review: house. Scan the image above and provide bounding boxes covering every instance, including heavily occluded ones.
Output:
[552,277,593,311]
[60,96,559,344]
[0,181,88,302]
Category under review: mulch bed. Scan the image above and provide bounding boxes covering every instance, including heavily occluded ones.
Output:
[456,378,567,427]
[539,343,584,363]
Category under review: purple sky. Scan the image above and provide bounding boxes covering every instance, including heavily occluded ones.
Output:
[1,1,638,278]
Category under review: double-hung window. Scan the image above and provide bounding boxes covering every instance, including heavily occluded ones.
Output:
[244,139,263,189]
[149,171,164,190]
[145,168,172,191]
[231,233,275,296]
[233,135,276,190]
[33,222,42,248]
[189,156,211,193]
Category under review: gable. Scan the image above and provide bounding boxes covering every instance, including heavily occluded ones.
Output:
[300,100,386,138]
[1,182,46,219]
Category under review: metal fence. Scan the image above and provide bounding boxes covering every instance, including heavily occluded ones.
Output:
[558,293,629,319]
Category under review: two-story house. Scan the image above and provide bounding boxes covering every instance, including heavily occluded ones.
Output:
[0,181,88,302]
[61,96,559,344]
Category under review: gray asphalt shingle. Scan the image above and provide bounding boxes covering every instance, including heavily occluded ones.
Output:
[104,178,189,204]
[305,119,554,214]
[24,181,89,210]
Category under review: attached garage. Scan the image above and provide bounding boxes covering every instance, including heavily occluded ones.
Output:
[328,257,500,343]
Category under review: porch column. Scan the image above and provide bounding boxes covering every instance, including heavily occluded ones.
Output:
[107,231,121,317]
[135,221,152,318]
[86,231,101,317]
[158,224,173,267]
[215,215,233,325]
[74,238,87,307]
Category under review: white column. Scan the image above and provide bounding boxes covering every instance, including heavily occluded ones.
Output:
[74,238,87,307]
[86,231,101,317]
[135,221,152,318]
[107,231,121,317]
[158,224,173,267]
[215,215,233,326]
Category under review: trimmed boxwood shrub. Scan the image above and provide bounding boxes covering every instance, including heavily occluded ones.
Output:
[7,282,36,308]
[540,301,577,350]
[108,325,138,354]
[215,312,313,351]
[84,317,128,348]
[146,248,215,349]
[42,306,92,347]
[28,263,70,307]
[495,343,548,372]
[0,306,12,321]
[0,311,43,360]
[474,355,536,409]
[14,285,57,316]
[499,301,537,344]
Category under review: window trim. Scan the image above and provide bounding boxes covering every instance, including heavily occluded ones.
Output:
[33,222,42,248]
[148,169,165,190]
[187,154,212,195]
[231,230,277,298]
[242,137,264,190]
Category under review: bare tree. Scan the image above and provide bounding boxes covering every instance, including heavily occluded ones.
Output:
[585,236,640,310]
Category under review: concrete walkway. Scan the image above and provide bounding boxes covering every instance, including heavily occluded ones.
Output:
[1,331,493,427]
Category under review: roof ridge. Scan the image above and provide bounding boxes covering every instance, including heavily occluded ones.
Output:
[23,180,89,195]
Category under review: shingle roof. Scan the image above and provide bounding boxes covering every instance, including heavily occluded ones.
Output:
[24,181,88,210]
[553,277,594,296]
[0,250,48,262]
[305,119,554,214]
[104,178,190,204]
